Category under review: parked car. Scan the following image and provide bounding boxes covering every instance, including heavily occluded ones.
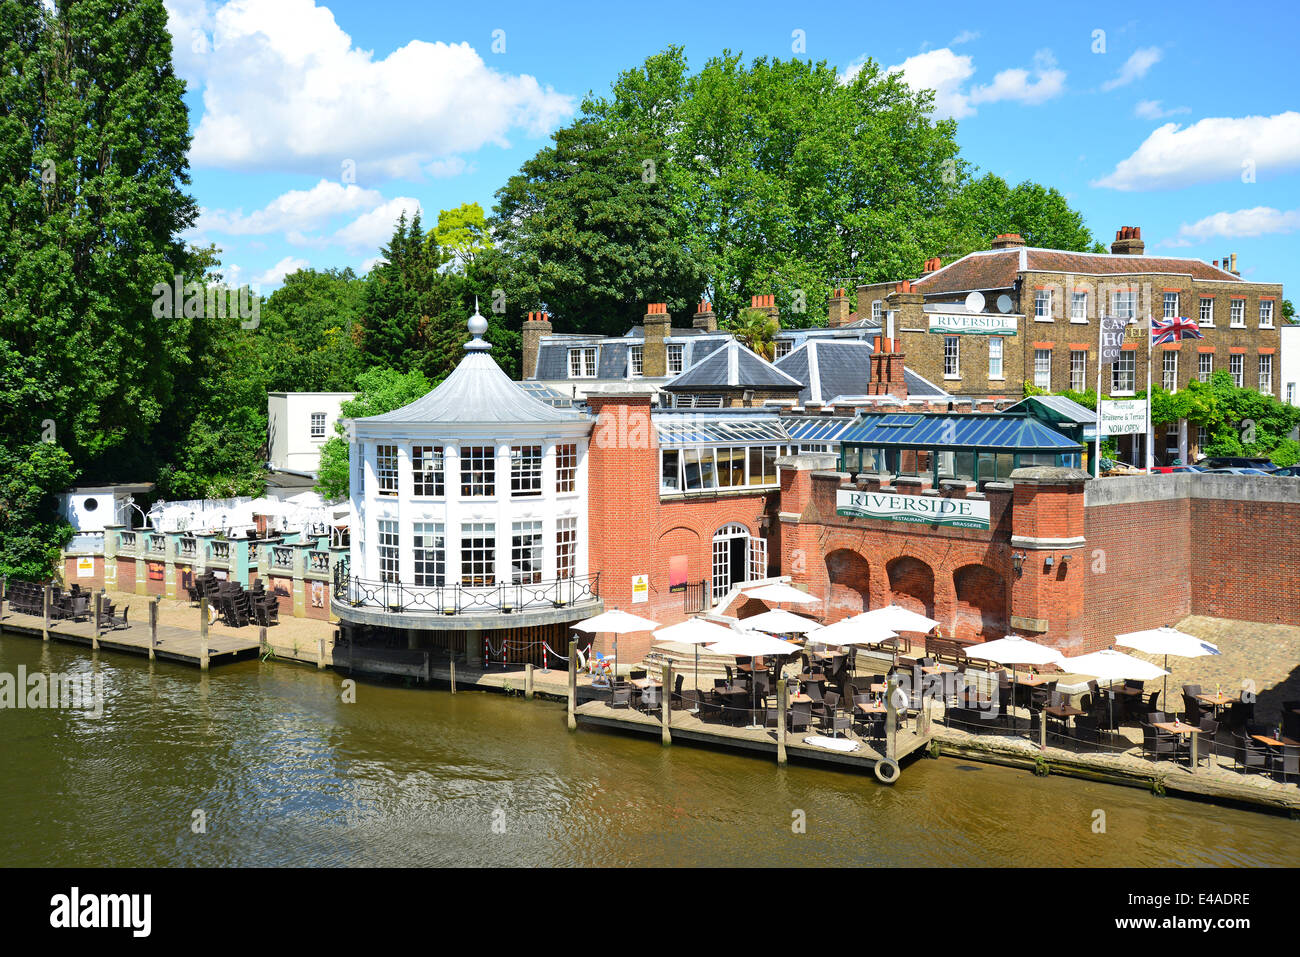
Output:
[1201,467,1273,475]
[1150,464,1207,473]
[1267,464,1300,477]
[1197,456,1279,471]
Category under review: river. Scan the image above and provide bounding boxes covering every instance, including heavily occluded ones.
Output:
[1,633,1295,867]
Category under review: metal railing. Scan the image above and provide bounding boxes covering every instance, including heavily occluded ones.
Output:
[333,569,600,616]
[682,579,708,614]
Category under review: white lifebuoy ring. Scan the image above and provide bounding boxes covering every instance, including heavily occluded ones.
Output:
[874,758,900,784]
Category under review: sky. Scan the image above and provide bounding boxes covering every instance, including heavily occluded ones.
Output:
[167,0,1300,298]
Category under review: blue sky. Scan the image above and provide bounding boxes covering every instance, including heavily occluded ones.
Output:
[169,0,1300,299]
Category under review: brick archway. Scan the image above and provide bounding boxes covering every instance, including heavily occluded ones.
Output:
[824,549,870,621]
[887,556,935,619]
[952,563,1008,642]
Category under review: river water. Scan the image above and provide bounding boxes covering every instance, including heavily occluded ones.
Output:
[1,633,1295,867]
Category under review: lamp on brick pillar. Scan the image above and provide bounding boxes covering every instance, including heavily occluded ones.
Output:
[642,302,670,376]
[1008,466,1090,647]
[521,309,552,379]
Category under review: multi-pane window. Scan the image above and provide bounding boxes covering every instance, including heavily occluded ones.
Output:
[412,522,445,587]
[460,522,495,586]
[1287,382,1296,405]
[943,336,960,378]
[1034,289,1053,320]
[871,300,883,323]
[1259,355,1273,393]
[988,337,1003,379]
[1162,351,1178,392]
[568,347,597,378]
[1197,426,1208,450]
[1198,352,1213,382]
[412,445,444,496]
[1230,298,1245,327]
[667,344,684,374]
[460,446,495,496]
[1260,300,1274,327]
[556,517,577,579]
[1071,292,1088,322]
[556,443,577,493]
[1070,350,1087,392]
[1230,353,1244,387]
[629,344,643,377]
[376,445,398,496]
[511,521,543,584]
[377,520,399,583]
[1034,349,1052,389]
[1199,297,1214,326]
[661,445,781,492]
[1110,290,1137,319]
[1163,292,1179,318]
[773,340,792,359]
[1112,351,1136,394]
[310,412,327,438]
[510,445,542,497]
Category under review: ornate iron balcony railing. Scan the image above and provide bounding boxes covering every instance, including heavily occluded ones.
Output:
[332,569,600,616]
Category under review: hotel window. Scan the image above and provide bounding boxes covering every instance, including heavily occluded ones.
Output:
[773,340,792,360]
[1034,349,1052,389]
[1229,353,1244,387]
[310,412,327,438]
[556,516,577,579]
[1070,350,1087,392]
[667,344,684,374]
[988,337,1003,379]
[1111,351,1136,395]
[556,443,577,493]
[1070,292,1088,322]
[510,445,542,497]
[1163,292,1179,318]
[1034,289,1053,320]
[412,445,444,497]
[412,522,445,587]
[1259,355,1273,393]
[460,446,495,496]
[1110,290,1137,319]
[460,522,496,586]
[1230,298,1245,327]
[1162,351,1178,392]
[1198,352,1213,382]
[871,300,883,323]
[943,336,960,378]
[1260,300,1274,327]
[629,345,643,377]
[1197,426,1208,450]
[376,445,398,496]
[377,520,399,583]
[511,521,544,585]
[1199,297,1214,326]
[568,347,597,378]
[1287,383,1296,405]
[661,450,680,491]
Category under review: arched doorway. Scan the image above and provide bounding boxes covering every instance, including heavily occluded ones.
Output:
[886,556,935,618]
[952,564,1008,641]
[712,523,763,601]
[825,549,870,618]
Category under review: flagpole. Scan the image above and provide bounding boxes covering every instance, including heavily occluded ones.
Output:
[1094,312,1105,479]
[1145,312,1154,471]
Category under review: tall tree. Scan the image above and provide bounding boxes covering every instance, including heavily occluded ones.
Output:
[316,368,432,500]
[257,267,366,392]
[942,173,1099,260]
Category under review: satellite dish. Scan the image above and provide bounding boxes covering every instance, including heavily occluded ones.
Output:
[964,291,986,314]
[997,294,1013,314]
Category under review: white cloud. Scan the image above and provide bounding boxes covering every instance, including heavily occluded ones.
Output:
[970,50,1065,106]
[1134,99,1190,120]
[874,47,1064,120]
[331,197,423,253]
[1168,206,1300,246]
[1102,46,1161,91]
[252,255,310,287]
[198,180,384,235]
[1094,111,1300,190]
[168,0,575,180]
[950,30,980,46]
[359,255,385,274]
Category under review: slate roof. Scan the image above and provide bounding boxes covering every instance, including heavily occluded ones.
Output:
[839,412,1082,452]
[1004,395,1096,425]
[775,340,871,405]
[662,340,804,392]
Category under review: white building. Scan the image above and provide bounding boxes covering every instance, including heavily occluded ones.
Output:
[267,391,356,476]
[1282,323,1299,408]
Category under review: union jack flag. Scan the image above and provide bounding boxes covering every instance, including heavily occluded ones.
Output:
[1150,314,1204,345]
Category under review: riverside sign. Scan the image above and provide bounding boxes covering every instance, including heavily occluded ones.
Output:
[836,489,991,530]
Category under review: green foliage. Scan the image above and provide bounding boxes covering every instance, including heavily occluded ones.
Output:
[724,308,780,360]
[1281,299,1294,322]
[315,368,432,500]
[434,202,492,267]
[258,268,366,392]
[943,174,1096,261]
[0,442,77,581]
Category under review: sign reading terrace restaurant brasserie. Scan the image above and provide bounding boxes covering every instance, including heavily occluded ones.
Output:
[1098,398,1147,436]
[836,489,991,530]
[927,313,1018,336]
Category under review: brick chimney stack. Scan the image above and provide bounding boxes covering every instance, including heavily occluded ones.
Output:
[991,233,1026,250]
[692,300,717,333]
[884,280,924,343]
[642,302,670,376]
[921,256,942,275]
[827,287,852,328]
[868,336,908,399]
[522,309,552,379]
[750,293,780,328]
[1110,226,1145,256]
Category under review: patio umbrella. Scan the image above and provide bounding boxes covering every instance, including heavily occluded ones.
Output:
[741,608,821,636]
[804,616,898,648]
[741,582,820,605]
[1114,626,1221,704]
[574,608,661,685]
[967,635,1065,732]
[706,631,803,728]
[857,603,940,634]
[1059,649,1169,731]
[653,617,736,697]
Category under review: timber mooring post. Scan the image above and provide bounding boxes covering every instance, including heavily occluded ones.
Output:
[42,584,51,641]
[92,592,102,650]
[661,663,672,746]
[199,597,210,671]
[776,675,788,765]
[885,673,899,761]
[449,655,457,694]
[1039,702,1048,750]
[525,662,535,700]
[258,624,267,656]
[567,638,577,731]
[0,574,6,620]
[149,598,159,660]
[318,636,327,670]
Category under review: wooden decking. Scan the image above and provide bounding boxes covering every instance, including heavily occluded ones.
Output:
[0,609,261,667]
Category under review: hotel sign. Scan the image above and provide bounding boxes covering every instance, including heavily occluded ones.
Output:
[927,313,1018,336]
[836,489,991,530]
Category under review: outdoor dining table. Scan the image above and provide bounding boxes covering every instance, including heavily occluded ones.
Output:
[1014,673,1052,686]
[920,664,956,675]
[1250,734,1300,748]
[1154,720,1202,772]
[1196,692,1235,712]
[630,677,662,690]
[854,701,887,715]
[1045,704,1085,732]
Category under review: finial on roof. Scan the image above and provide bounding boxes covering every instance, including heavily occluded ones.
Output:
[466,299,492,351]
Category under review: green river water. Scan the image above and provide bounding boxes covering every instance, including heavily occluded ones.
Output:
[1,633,1296,867]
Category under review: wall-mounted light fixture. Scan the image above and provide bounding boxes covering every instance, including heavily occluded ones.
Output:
[1012,552,1025,574]
[1044,555,1055,569]
[1060,553,1071,567]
